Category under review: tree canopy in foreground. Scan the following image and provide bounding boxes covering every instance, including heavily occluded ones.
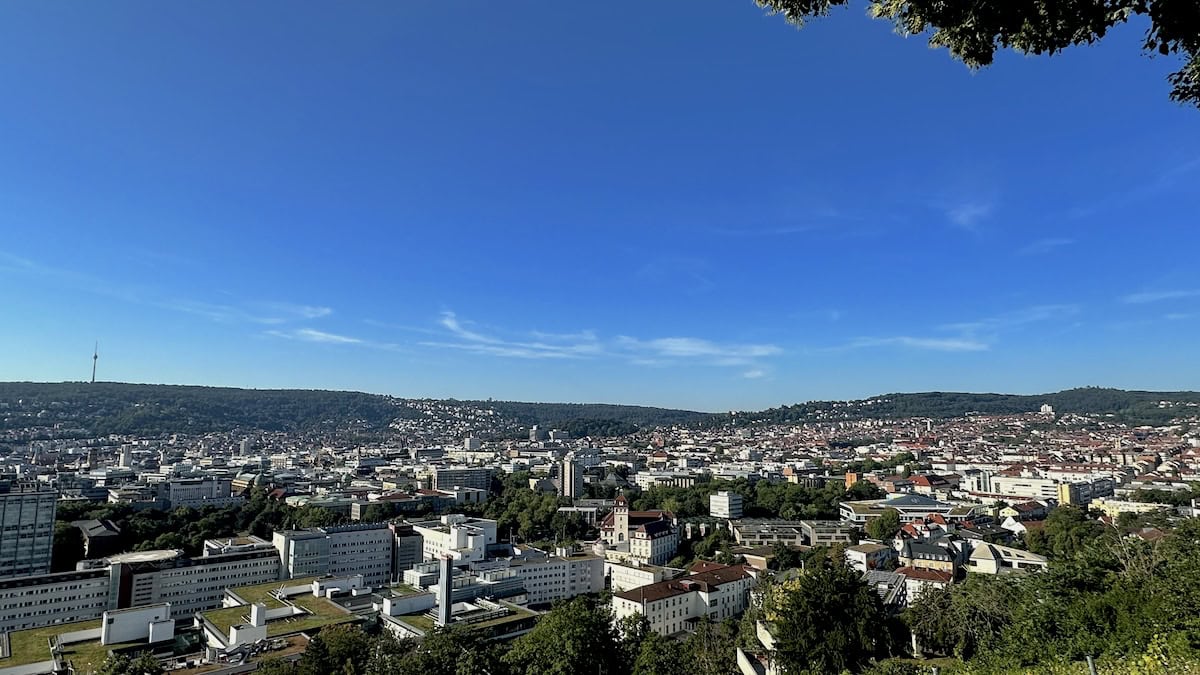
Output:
[755,0,1200,108]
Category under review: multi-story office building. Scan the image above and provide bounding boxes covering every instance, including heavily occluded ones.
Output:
[390,522,424,578]
[0,539,282,630]
[799,520,857,546]
[160,477,243,509]
[432,467,492,492]
[273,523,394,587]
[0,569,113,632]
[412,515,498,565]
[709,491,744,519]
[731,520,807,548]
[507,552,604,605]
[107,544,282,620]
[0,483,56,580]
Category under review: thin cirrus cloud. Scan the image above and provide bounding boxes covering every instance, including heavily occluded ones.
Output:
[943,200,993,233]
[1018,238,1075,256]
[423,311,781,370]
[839,303,1079,353]
[1120,289,1200,304]
[844,336,990,352]
[266,328,361,344]
[0,250,333,327]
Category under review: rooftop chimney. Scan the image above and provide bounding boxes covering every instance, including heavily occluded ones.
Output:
[436,555,452,627]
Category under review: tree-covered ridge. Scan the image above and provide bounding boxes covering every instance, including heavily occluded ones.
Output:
[719,387,1200,427]
[0,382,707,438]
[455,399,711,430]
[0,381,407,436]
[5,382,1200,439]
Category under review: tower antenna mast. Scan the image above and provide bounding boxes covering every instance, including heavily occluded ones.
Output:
[91,342,98,384]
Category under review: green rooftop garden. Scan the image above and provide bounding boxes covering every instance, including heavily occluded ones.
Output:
[226,576,321,608]
[200,578,358,640]
[1,619,150,673]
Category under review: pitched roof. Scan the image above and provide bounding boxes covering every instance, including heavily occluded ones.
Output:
[896,567,953,583]
[614,564,752,604]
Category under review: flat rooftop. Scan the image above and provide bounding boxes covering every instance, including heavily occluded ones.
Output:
[1,619,146,673]
[201,577,358,638]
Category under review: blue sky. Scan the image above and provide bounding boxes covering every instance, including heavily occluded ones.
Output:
[1,2,1198,411]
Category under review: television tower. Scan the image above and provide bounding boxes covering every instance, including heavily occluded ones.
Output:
[91,342,98,384]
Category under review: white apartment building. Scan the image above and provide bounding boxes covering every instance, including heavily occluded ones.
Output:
[103,543,284,620]
[0,542,284,631]
[611,563,755,636]
[0,569,112,632]
[508,553,604,605]
[273,523,393,587]
[411,515,498,565]
[710,491,744,519]
[633,472,699,490]
[989,474,1114,506]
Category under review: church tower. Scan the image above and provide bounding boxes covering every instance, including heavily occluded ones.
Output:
[613,494,629,542]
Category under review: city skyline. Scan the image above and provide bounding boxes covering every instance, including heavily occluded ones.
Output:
[2,2,1199,411]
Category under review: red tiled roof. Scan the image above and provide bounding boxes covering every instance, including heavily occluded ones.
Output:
[614,564,752,604]
[896,567,953,583]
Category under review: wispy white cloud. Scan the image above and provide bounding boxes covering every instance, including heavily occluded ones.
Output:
[1070,156,1200,219]
[944,201,992,232]
[267,328,362,344]
[424,311,780,368]
[1165,313,1194,321]
[844,336,990,352]
[257,303,333,321]
[834,303,1077,354]
[635,256,715,294]
[742,369,767,379]
[423,311,603,359]
[615,336,780,365]
[710,224,823,237]
[1018,238,1075,256]
[1120,289,1200,304]
[942,304,1080,335]
[1,250,334,327]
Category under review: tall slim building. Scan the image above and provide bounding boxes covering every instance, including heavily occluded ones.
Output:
[0,483,57,579]
[559,457,583,500]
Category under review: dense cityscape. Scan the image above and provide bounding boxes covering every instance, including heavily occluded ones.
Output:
[0,383,1198,674]
[3,1,1199,674]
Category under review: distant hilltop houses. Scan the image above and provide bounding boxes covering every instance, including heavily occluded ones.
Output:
[0,382,1198,672]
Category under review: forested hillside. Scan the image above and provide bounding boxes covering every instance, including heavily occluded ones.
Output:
[719,387,1200,427]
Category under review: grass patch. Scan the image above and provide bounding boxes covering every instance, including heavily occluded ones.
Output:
[2,619,149,673]
[227,576,321,608]
[3,621,96,666]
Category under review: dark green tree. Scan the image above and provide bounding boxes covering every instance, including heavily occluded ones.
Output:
[755,0,1200,108]
[95,651,164,675]
[632,631,689,675]
[52,521,85,572]
[770,558,893,672]
[865,508,902,541]
[504,596,622,675]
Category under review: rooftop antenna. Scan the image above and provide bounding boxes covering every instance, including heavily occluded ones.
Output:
[91,342,98,384]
